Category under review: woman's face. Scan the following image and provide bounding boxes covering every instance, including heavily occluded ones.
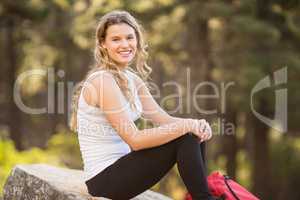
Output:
[102,23,137,68]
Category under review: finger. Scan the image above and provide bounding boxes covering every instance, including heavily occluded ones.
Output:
[200,132,208,142]
[196,120,208,141]
[204,122,212,139]
[195,131,203,142]
[200,131,207,141]
[207,126,212,140]
[199,136,204,143]
[207,129,212,140]
[198,119,206,132]
[203,132,209,141]
[203,121,210,133]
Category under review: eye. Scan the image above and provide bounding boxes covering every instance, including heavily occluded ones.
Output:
[127,35,135,40]
[112,38,120,41]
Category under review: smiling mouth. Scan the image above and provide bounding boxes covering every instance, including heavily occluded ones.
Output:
[118,50,133,57]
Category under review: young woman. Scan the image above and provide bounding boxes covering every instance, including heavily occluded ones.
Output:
[70,10,215,200]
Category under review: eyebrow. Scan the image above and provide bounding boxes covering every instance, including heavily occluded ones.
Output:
[110,33,135,38]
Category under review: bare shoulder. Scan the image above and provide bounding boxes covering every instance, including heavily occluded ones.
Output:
[126,70,145,87]
[81,71,116,106]
[83,71,119,103]
[87,71,117,88]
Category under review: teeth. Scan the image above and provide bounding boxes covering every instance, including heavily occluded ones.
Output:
[119,50,131,55]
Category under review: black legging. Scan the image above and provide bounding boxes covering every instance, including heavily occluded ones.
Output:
[85,133,214,200]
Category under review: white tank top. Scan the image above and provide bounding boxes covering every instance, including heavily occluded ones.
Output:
[77,69,143,181]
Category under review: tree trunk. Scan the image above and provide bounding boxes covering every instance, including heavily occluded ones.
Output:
[223,108,238,178]
[185,2,216,120]
[4,18,24,150]
[251,98,271,199]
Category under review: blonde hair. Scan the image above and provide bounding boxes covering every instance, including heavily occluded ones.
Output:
[69,10,152,132]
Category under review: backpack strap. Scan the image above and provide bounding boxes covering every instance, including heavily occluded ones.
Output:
[224,175,241,200]
[200,141,241,200]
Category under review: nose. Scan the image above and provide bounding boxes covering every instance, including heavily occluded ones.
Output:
[120,39,129,48]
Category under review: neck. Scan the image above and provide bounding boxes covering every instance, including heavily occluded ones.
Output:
[117,63,128,69]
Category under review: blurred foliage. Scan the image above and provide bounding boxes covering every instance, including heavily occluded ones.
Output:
[269,135,300,199]
[0,131,81,195]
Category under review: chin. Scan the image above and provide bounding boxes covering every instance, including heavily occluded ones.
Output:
[114,61,130,68]
[116,59,133,67]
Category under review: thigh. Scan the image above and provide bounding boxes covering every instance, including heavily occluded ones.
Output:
[86,138,179,199]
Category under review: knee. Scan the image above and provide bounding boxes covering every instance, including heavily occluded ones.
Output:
[178,133,199,145]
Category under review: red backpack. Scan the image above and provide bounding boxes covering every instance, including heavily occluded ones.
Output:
[185,143,260,200]
[209,171,260,200]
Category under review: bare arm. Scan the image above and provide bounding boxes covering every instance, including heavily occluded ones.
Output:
[84,72,198,151]
[131,73,213,142]
[131,73,182,126]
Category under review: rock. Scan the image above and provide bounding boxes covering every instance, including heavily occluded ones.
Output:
[3,164,172,200]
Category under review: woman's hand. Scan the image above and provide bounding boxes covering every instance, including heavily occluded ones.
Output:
[185,119,212,142]
[197,119,212,143]
[184,119,212,143]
